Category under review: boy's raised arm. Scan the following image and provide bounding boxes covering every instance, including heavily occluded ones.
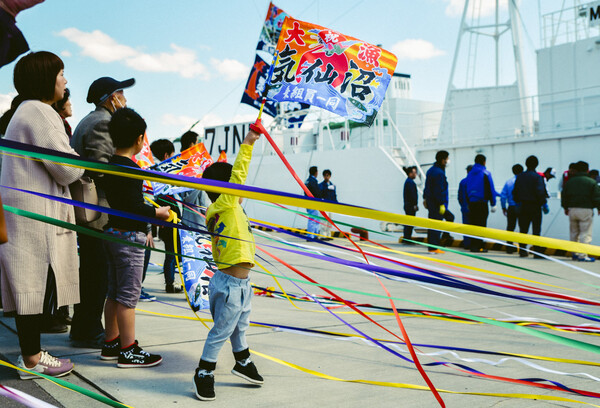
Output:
[214,130,260,208]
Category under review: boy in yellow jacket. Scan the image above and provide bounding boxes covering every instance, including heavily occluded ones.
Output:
[193,129,262,401]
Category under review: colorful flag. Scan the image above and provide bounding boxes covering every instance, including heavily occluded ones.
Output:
[217,150,227,163]
[152,142,213,196]
[131,132,155,193]
[179,229,218,311]
[256,2,288,56]
[282,101,310,128]
[267,17,398,126]
[240,53,279,117]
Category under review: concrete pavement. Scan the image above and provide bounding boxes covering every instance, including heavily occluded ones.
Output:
[1,231,600,408]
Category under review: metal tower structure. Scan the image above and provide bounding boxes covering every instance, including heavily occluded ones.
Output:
[437,0,533,143]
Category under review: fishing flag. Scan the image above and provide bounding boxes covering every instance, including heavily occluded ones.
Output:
[131,132,154,169]
[256,2,288,56]
[241,53,279,117]
[243,3,311,127]
[131,133,155,193]
[179,229,218,311]
[151,142,213,196]
[267,17,398,126]
[217,150,227,163]
[282,101,309,128]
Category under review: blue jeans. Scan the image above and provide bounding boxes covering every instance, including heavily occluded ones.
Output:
[201,271,251,362]
[159,227,177,285]
[307,209,320,237]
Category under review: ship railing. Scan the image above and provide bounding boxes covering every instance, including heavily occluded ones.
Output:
[541,2,600,48]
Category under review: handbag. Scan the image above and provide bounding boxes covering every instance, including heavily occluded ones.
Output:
[69,176,101,224]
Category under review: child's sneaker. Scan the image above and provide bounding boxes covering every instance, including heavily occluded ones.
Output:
[100,336,120,360]
[193,368,216,401]
[117,341,162,368]
[139,289,156,302]
[17,350,74,380]
[231,359,263,385]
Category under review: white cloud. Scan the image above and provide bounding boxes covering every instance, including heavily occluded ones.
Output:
[210,58,249,82]
[444,0,507,18]
[161,113,199,131]
[57,28,209,79]
[390,39,445,61]
[58,28,137,62]
[0,92,16,113]
[61,50,72,57]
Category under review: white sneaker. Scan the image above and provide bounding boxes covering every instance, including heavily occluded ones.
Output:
[17,350,74,380]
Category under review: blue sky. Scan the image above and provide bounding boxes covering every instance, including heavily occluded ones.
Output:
[0,0,568,142]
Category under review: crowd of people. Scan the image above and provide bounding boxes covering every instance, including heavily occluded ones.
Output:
[404,151,600,261]
[0,51,264,401]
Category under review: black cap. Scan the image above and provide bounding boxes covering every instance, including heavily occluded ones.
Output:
[86,77,135,105]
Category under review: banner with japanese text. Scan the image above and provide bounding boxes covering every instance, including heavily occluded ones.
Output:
[131,132,155,193]
[256,2,288,56]
[180,229,218,311]
[241,54,279,117]
[151,142,213,196]
[268,16,398,126]
[131,132,154,169]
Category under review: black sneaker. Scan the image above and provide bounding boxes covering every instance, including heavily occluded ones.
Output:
[193,368,216,401]
[100,336,120,360]
[231,361,263,385]
[166,284,183,293]
[117,341,162,368]
[40,317,68,334]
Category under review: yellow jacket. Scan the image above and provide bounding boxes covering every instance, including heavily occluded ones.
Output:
[206,144,256,269]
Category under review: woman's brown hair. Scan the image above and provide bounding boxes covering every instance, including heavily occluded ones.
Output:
[13,51,64,102]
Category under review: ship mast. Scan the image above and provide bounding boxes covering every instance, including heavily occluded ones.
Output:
[438,0,533,143]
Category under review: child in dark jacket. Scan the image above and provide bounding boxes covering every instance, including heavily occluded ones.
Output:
[101,108,171,367]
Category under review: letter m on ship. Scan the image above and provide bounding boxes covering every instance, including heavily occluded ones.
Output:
[590,3,600,27]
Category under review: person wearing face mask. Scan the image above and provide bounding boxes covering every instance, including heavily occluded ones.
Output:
[52,87,73,138]
[69,76,135,349]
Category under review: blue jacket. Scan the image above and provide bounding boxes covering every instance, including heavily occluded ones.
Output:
[423,163,448,207]
[458,177,469,213]
[465,163,497,206]
[319,180,337,202]
[500,176,517,209]
[513,170,547,206]
[305,175,321,198]
[403,177,418,211]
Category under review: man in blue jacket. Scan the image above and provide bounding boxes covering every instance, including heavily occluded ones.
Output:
[319,169,337,240]
[304,166,321,239]
[513,155,547,258]
[465,154,497,252]
[423,151,450,254]
[403,166,418,242]
[457,165,472,249]
[500,164,523,254]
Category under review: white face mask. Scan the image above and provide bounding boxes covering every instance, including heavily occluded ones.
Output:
[110,93,125,111]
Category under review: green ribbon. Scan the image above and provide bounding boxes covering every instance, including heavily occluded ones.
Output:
[5,207,600,357]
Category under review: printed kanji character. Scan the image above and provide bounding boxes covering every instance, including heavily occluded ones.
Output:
[298,58,323,83]
[356,68,377,85]
[272,45,297,84]
[351,84,373,101]
[314,63,339,85]
[326,97,340,110]
[284,21,306,45]
[304,89,317,104]
[357,43,381,67]
[290,87,304,99]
